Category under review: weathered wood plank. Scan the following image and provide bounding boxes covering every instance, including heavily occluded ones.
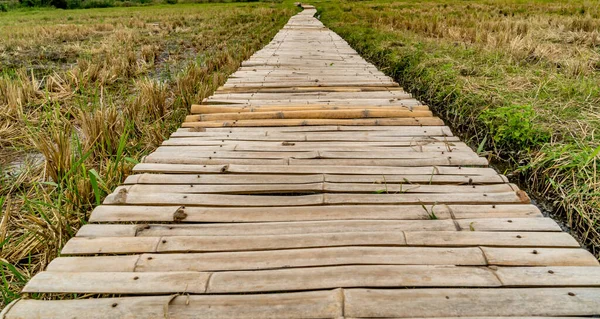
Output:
[50,247,488,272]
[495,266,600,286]
[123,173,507,185]
[23,271,210,294]
[102,192,526,206]
[113,183,514,195]
[89,204,454,222]
[482,247,599,266]
[181,117,445,128]
[77,220,458,237]
[132,163,500,175]
[186,109,433,122]
[343,288,600,317]
[207,265,501,292]
[63,232,407,254]
[61,231,580,255]
[4,290,343,319]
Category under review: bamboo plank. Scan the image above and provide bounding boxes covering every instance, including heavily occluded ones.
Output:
[50,247,488,272]
[124,173,325,185]
[495,266,600,286]
[172,126,452,137]
[4,290,343,319]
[188,109,435,121]
[89,204,454,223]
[481,247,599,266]
[63,232,407,254]
[404,231,579,247]
[207,265,501,292]
[132,163,500,175]
[23,271,210,294]
[123,173,506,185]
[456,217,561,231]
[116,183,514,195]
[61,231,580,255]
[181,117,444,128]
[77,220,458,237]
[102,192,526,206]
[191,103,428,114]
[343,288,600,317]
[87,204,543,223]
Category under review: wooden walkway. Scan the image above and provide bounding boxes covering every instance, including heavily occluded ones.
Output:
[4,5,600,318]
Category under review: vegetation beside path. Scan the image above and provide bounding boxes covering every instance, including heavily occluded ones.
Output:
[315,0,599,256]
[0,2,295,306]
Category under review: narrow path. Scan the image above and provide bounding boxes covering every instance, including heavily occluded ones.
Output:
[3,5,600,318]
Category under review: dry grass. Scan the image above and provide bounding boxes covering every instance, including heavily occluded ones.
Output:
[0,2,294,306]
[316,0,599,257]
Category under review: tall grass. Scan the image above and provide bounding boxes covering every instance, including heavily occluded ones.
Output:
[0,2,295,306]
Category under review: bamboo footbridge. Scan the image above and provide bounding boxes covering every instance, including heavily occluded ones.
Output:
[4,5,600,318]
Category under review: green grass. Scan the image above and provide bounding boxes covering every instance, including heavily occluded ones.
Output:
[0,1,295,307]
[313,0,599,256]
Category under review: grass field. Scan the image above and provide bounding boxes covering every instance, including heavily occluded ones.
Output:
[0,2,294,306]
[314,0,600,258]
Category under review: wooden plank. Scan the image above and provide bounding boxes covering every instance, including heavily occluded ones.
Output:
[456,217,561,231]
[61,231,581,255]
[47,255,139,272]
[77,220,458,237]
[190,105,428,114]
[49,247,488,273]
[145,151,481,162]
[205,91,412,100]
[23,271,210,294]
[114,183,324,195]
[495,266,600,286]
[207,265,501,293]
[143,157,289,165]
[181,117,445,128]
[194,125,449,133]
[62,237,160,254]
[324,174,508,184]
[62,232,407,254]
[102,192,526,206]
[165,135,459,143]
[4,290,343,319]
[186,109,433,122]
[143,156,487,167]
[133,163,500,175]
[173,125,453,136]
[160,139,468,148]
[89,204,454,223]
[323,193,526,205]
[102,192,326,206]
[343,288,600,317]
[482,247,599,266]
[123,173,507,186]
[405,231,580,247]
[124,173,324,185]
[288,157,489,166]
[114,183,514,195]
[2,297,170,319]
[449,204,541,218]
[88,204,543,223]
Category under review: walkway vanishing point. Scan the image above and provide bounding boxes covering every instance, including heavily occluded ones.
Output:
[4,5,600,318]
